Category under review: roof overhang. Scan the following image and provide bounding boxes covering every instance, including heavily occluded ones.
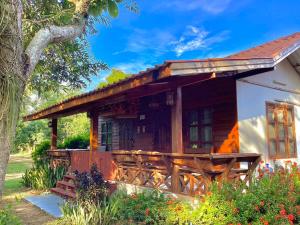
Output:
[24,39,300,122]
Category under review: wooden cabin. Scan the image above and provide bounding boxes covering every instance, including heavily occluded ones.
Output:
[24,32,300,197]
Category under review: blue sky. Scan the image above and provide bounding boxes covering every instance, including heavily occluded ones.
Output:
[86,0,300,90]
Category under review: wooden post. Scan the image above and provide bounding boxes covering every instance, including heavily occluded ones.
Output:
[170,87,183,193]
[171,87,183,154]
[88,112,98,169]
[171,164,180,193]
[90,112,99,151]
[51,118,57,150]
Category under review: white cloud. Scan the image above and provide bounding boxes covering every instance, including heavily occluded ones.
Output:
[171,26,229,56]
[114,28,176,57]
[155,0,232,14]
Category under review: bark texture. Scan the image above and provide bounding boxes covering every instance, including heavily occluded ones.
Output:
[0,0,24,196]
[0,0,89,197]
[25,23,84,77]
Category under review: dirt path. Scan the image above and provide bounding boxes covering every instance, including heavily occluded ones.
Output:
[1,197,55,225]
[0,153,56,225]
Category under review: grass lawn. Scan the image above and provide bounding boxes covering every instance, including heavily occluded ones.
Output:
[1,152,55,225]
[3,152,32,197]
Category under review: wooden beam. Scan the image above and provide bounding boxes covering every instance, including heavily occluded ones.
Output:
[51,118,57,150]
[171,87,183,154]
[89,112,99,151]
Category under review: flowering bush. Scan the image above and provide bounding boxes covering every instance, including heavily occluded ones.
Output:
[114,162,300,225]
[57,161,300,225]
[116,190,192,224]
[206,161,300,225]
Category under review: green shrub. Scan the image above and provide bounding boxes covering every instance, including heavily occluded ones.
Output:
[55,163,300,225]
[0,206,22,225]
[21,163,66,190]
[116,190,192,225]
[60,134,89,149]
[190,162,300,225]
[31,140,50,167]
[58,198,120,225]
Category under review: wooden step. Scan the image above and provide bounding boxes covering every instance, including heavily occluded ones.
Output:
[57,180,75,190]
[51,187,76,199]
[231,168,248,173]
[64,174,76,181]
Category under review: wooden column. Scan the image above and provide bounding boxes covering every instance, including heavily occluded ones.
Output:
[89,112,99,151]
[170,87,183,193]
[51,118,57,150]
[171,164,180,193]
[171,87,183,154]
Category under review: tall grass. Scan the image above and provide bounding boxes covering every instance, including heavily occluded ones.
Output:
[57,198,120,225]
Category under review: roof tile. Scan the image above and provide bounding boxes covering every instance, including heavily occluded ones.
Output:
[226,32,300,59]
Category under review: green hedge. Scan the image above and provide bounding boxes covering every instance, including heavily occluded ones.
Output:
[59,134,89,149]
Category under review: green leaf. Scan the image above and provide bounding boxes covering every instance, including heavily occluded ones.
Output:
[108,0,119,18]
[88,3,103,17]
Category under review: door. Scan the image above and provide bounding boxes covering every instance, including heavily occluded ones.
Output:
[119,119,135,150]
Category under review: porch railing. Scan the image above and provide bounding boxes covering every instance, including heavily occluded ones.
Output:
[112,150,261,196]
[47,149,88,169]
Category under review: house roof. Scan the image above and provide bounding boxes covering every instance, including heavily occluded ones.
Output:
[226,32,300,60]
[24,32,300,121]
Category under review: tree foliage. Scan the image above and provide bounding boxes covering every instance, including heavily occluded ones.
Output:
[98,68,130,88]
[0,0,138,196]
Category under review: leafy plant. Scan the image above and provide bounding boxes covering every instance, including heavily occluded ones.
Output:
[74,164,109,206]
[31,140,50,166]
[22,163,66,190]
[57,197,120,225]
[0,206,22,225]
[116,190,192,225]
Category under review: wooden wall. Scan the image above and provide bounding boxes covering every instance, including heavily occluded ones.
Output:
[94,77,238,154]
[182,77,239,153]
[70,151,116,180]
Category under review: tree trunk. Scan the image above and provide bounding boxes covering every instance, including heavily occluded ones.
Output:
[0,116,12,197]
[0,0,87,197]
[0,0,24,197]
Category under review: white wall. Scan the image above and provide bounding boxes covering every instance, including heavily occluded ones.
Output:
[236,59,300,167]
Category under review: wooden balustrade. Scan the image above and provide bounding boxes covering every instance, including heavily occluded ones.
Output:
[112,150,261,196]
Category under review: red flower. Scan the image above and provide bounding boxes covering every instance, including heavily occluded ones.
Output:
[263,221,269,225]
[255,205,260,212]
[166,200,174,205]
[145,208,150,216]
[288,214,295,221]
[296,205,300,215]
[260,201,265,207]
[280,209,286,216]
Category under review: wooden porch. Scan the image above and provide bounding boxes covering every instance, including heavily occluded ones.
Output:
[48,149,260,197]
[112,150,260,196]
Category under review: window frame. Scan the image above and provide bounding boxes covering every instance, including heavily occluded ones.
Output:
[184,107,214,153]
[100,121,113,151]
[266,102,297,159]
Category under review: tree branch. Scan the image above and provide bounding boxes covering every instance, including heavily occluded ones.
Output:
[24,21,85,78]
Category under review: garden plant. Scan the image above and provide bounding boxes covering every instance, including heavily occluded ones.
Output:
[53,161,300,225]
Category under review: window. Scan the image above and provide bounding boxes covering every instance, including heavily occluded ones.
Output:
[266,103,297,159]
[185,108,213,152]
[101,121,112,151]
